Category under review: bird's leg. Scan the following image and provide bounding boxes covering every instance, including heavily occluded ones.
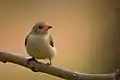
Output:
[27,57,38,72]
[28,57,37,61]
[49,59,52,65]
[46,58,52,65]
[27,57,37,64]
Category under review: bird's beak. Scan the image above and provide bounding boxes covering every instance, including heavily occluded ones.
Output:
[43,26,52,30]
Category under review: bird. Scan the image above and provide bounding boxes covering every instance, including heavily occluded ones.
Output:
[25,22,56,65]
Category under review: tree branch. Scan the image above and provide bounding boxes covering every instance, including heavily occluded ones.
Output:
[0,52,119,80]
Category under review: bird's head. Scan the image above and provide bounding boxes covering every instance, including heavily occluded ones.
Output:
[31,22,52,34]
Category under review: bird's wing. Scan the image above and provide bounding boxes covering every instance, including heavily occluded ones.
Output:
[49,35,54,47]
[25,35,28,46]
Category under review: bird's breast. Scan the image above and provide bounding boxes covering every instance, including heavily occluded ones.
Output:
[26,35,56,59]
[28,35,47,48]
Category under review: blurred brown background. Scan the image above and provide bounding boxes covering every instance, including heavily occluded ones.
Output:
[0,0,120,80]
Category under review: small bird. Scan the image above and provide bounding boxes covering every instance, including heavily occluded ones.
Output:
[25,22,56,65]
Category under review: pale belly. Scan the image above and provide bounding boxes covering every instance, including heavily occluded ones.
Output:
[26,35,56,59]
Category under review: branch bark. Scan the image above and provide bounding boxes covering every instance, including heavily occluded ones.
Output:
[0,52,119,80]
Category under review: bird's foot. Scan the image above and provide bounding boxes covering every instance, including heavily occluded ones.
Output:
[27,58,38,72]
[46,60,52,66]
[27,57,37,64]
[46,62,51,66]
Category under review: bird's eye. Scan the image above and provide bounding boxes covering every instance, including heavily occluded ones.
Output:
[38,26,42,29]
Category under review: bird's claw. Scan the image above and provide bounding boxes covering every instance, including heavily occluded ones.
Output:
[27,57,37,64]
[27,58,38,72]
[46,63,51,66]
[46,60,52,66]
